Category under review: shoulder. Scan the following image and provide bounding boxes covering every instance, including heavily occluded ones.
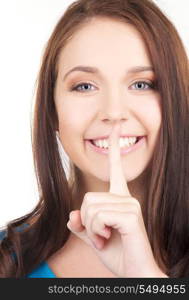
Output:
[27,261,57,278]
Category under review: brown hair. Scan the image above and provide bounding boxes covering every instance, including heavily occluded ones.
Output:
[0,0,189,278]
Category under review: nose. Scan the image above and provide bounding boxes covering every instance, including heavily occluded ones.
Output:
[98,89,130,123]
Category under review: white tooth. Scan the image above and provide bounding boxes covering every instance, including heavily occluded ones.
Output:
[128,137,133,145]
[132,137,137,144]
[101,140,105,148]
[103,139,108,148]
[100,140,103,148]
[123,138,130,147]
[94,140,100,147]
[99,140,103,148]
[101,140,106,148]
[93,137,137,148]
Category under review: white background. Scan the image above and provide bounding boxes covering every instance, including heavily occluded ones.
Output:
[0,0,188,227]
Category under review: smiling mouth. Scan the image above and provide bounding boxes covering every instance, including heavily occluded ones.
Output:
[85,135,146,156]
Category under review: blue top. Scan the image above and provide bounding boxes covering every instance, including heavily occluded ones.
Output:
[0,224,57,278]
[27,261,57,278]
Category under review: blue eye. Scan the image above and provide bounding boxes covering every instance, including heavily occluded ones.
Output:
[70,80,155,93]
[130,81,154,90]
[71,82,95,93]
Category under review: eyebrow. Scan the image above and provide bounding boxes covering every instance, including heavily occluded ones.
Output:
[63,65,154,81]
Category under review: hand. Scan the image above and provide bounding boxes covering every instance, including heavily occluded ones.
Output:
[67,122,168,277]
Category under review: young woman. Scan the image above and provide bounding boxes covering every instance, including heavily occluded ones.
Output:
[0,0,188,278]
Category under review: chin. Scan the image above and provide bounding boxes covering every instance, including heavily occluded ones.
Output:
[93,168,146,183]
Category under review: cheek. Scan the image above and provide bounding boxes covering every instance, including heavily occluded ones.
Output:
[58,108,89,156]
[136,98,162,155]
[146,106,162,158]
[57,99,96,140]
[57,101,84,133]
[139,98,162,133]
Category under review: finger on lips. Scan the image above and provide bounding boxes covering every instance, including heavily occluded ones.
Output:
[109,122,131,197]
[67,122,132,249]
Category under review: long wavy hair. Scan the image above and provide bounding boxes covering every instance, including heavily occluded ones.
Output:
[0,0,189,278]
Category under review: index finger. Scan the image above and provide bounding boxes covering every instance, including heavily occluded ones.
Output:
[109,122,131,196]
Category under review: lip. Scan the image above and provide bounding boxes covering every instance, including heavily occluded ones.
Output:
[86,136,146,155]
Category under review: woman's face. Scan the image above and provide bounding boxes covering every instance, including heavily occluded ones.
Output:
[54,17,162,189]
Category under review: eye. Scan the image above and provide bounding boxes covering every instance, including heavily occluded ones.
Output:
[70,82,96,93]
[130,80,155,90]
[70,80,156,93]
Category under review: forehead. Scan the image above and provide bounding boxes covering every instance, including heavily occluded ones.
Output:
[58,17,151,75]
